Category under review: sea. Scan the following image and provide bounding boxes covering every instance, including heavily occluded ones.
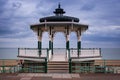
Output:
[0,48,120,60]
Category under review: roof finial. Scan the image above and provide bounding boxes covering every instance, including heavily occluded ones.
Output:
[58,2,61,8]
[53,3,65,16]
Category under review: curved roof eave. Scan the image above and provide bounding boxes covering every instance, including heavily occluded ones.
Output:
[30,22,88,30]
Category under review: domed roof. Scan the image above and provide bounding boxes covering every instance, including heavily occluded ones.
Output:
[40,16,79,22]
[39,3,79,22]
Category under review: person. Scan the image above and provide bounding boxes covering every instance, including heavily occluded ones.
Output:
[20,60,24,72]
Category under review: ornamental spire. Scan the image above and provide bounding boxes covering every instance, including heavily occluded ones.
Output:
[53,3,65,16]
[58,2,61,8]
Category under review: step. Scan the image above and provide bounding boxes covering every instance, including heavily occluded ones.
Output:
[47,61,69,73]
[48,68,69,70]
[48,65,69,68]
[48,70,69,73]
[48,63,69,65]
[48,61,68,63]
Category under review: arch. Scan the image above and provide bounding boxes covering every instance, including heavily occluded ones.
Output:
[53,32,66,48]
[42,32,49,48]
[70,32,77,48]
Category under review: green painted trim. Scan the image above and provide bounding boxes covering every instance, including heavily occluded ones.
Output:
[47,49,49,60]
[69,59,72,73]
[77,41,81,56]
[18,48,19,56]
[49,41,51,49]
[68,49,70,59]
[104,60,106,73]
[49,41,53,55]
[38,41,42,57]
[66,41,69,50]
[45,58,47,73]
[38,41,42,49]
[77,41,81,49]
[2,60,5,73]
[51,42,53,55]
[70,60,112,73]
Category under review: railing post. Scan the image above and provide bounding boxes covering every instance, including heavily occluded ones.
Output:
[47,48,49,61]
[38,40,42,57]
[69,58,72,73]
[18,48,19,56]
[14,66,15,73]
[2,60,5,73]
[104,59,106,73]
[45,58,47,73]
[68,49,70,60]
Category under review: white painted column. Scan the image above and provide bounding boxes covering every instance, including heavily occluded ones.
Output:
[49,26,54,60]
[37,28,42,57]
[51,33,54,55]
[66,27,70,60]
[77,30,81,57]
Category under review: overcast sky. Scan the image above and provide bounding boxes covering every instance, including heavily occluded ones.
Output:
[0,0,120,48]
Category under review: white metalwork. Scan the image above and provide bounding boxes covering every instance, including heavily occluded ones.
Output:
[18,48,101,61]
[70,48,101,58]
[18,48,47,57]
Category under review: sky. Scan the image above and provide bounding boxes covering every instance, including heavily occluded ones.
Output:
[0,0,120,48]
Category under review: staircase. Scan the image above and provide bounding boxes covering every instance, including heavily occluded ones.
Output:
[48,61,69,73]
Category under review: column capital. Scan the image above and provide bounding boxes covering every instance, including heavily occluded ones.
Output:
[77,30,81,41]
[77,30,81,36]
[37,29,42,41]
[37,28,42,36]
[38,36,42,41]
[65,27,70,35]
[66,34,70,41]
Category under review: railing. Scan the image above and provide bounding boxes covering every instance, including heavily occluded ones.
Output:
[18,48,101,60]
[18,48,48,73]
[70,48,101,58]
[0,59,48,73]
[69,59,120,73]
[0,59,19,73]
[0,65,21,73]
[18,48,48,58]
[19,58,47,73]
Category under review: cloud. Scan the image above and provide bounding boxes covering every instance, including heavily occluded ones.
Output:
[0,0,120,48]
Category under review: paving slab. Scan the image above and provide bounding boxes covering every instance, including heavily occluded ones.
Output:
[62,74,72,79]
[20,77,32,80]
[52,74,62,78]
[71,74,80,78]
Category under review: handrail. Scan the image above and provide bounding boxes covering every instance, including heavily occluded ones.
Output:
[18,48,48,58]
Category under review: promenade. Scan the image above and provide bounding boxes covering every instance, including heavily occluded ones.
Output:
[0,73,120,80]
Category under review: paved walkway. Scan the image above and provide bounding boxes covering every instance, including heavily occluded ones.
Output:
[17,73,80,80]
[0,73,120,80]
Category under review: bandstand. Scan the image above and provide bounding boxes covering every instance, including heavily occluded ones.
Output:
[31,3,88,61]
[18,4,102,73]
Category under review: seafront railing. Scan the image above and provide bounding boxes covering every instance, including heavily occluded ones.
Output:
[0,59,48,73]
[0,59,120,73]
[0,59,19,73]
[69,59,120,73]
